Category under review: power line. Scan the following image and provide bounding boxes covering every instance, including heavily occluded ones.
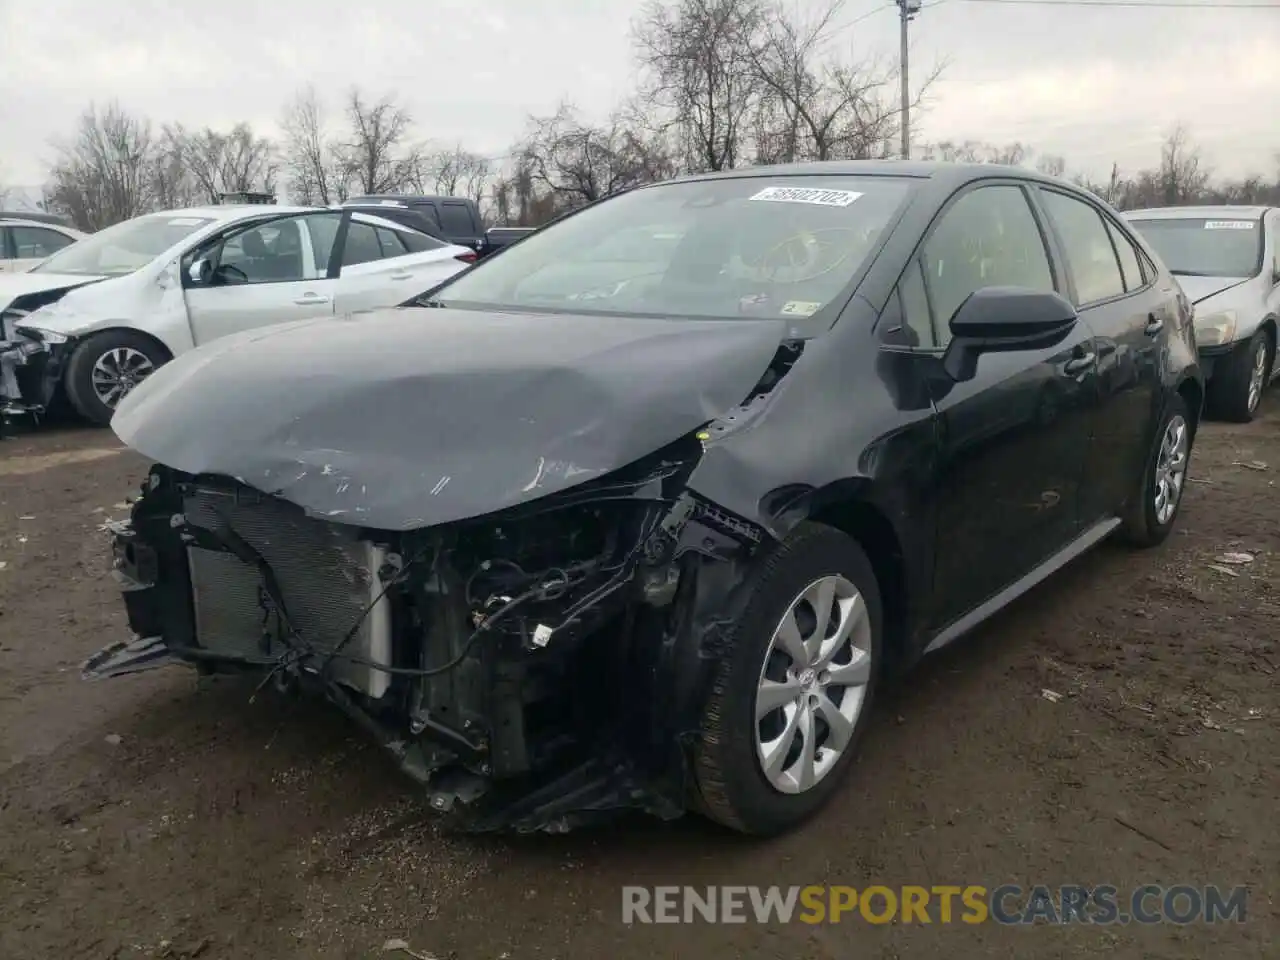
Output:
[946,0,1277,7]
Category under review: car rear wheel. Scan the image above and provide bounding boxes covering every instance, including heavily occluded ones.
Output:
[64,330,169,427]
[1207,330,1270,423]
[1120,393,1192,548]
[693,523,882,836]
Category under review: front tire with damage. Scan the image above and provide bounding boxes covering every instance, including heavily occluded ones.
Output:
[693,522,882,836]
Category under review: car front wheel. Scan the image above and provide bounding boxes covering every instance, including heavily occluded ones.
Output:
[693,523,882,836]
[1208,330,1271,423]
[64,330,169,427]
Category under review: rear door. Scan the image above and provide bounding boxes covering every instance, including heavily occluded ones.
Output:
[183,212,342,345]
[332,213,469,315]
[1033,187,1166,524]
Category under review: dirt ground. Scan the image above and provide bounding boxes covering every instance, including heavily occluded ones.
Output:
[0,400,1276,960]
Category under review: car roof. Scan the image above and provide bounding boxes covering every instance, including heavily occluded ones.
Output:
[346,195,463,204]
[146,205,317,222]
[1125,205,1273,220]
[0,217,84,234]
[662,159,1075,192]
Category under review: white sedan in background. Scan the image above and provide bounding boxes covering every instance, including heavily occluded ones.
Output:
[0,205,475,425]
[0,217,87,272]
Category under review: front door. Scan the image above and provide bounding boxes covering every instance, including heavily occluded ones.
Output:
[183,212,343,345]
[914,182,1100,629]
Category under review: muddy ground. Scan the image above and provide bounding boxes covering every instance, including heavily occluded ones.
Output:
[0,401,1276,960]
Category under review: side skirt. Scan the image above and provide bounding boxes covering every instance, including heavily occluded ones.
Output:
[923,516,1122,656]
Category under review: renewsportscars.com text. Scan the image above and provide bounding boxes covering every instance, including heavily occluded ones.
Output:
[621,884,1248,926]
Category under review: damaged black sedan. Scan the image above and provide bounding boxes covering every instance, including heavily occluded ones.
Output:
[88,162,1203,836]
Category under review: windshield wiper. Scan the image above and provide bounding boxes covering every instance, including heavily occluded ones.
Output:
[1169,269,1213,277]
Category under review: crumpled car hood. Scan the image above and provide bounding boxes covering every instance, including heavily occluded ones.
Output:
[112,307,787,530]
[0,271,108,314]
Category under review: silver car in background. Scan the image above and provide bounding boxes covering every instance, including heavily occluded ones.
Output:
[1127,205,1279,422]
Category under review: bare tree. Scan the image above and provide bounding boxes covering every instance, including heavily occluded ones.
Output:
[634,0,764,172]
[985,142,1029,166]
[281,86,343,204]
[148,129,201,209]
[412,145,492,204]
[1035,153,1066,179]
[165,122,276,204]
[748,2,938,163]
[336,89,421,195]
[1072,162,1127,207]
[46,103,156,229]
[515,104,676,212]
[1156,124,1209,206]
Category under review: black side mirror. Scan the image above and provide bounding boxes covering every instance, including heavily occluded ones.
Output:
[942,286,1078,382]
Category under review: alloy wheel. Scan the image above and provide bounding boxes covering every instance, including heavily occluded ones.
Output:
[91,347,155,409]
[1153,414,1189,526]
[754,574,873,795]
[1247,339,1268,413]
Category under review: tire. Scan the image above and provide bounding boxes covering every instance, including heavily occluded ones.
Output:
[1119,393,1193,549]
[1207,330,1271,423]
[63,330,170,427]
[693,522,883,836]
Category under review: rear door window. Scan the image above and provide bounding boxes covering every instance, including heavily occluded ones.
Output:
[1040,190,1126,305]
[342,221,385,267]
[1105,218,1147,292]
[436,202,476,238]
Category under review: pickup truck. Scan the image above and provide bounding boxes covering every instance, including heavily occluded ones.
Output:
[344,196,534,259]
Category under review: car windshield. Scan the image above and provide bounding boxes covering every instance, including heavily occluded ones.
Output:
[31,214,214,277]
[428,175,917,330]
[1129,216,1263,279]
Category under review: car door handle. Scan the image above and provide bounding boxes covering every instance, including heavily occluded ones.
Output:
[293,294,331,305]
[1064,352,1096,375]
[1144,313,1164,336]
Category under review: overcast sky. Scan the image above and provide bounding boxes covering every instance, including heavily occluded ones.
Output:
[2,0,1277,190]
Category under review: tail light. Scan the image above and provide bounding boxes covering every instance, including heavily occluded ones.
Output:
[454,251,477,263]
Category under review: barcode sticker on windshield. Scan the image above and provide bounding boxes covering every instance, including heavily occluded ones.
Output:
[750,186,862,207]
[1204,220,1255,230]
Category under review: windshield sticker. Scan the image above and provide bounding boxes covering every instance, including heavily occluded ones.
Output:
[1204,220,1255,230]
[167,217,206,226]
[781,300,823,317]
[750,186,862,207]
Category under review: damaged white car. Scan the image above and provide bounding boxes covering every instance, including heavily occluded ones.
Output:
[0,205,474,425]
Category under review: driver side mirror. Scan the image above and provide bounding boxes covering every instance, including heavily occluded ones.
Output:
[942,286,1078,382]
[187,258,213,285]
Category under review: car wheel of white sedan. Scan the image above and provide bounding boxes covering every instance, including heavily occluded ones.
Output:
[64,330,170,427]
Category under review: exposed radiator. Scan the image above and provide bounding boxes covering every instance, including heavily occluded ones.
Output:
[183,485,392,699]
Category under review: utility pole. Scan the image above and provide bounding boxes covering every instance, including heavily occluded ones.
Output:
[897,0,922,159]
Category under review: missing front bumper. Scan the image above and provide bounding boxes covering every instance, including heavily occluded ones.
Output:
[0,335,65,418]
